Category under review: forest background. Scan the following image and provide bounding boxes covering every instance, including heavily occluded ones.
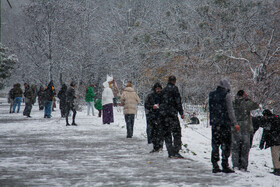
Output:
[1,0,279,111]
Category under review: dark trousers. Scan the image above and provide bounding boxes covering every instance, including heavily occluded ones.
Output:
[23,102,32,117]
[66,104,77,124]
[150,117,163,150]
[211,125,232,169]
[125,114,135,138]
[160,115,182,157]
[146,114,152,144]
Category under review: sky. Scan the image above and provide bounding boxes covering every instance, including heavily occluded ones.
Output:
[0,96,280,186]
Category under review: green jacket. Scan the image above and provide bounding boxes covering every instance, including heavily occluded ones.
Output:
[85,86,95,102]
[233,97,259,133]
[94,99,102,110]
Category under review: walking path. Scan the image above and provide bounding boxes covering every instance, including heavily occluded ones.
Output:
[0,99,236,186]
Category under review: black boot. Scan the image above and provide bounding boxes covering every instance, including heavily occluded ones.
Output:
[222,167,235,173]
[273,169,280,176]
[212,163,222,173]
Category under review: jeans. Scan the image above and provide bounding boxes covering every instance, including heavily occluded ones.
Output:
[87,102,94,115]
[13,97,22,113]
[44,101,53,118]
[125,114,135,138]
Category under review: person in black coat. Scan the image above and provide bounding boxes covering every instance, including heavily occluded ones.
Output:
[259,109,280,176]
[57,84,67,117]
[66,81,77,126]
[209,79,239,173]
[145,82,164,153]
[159,76,184,159]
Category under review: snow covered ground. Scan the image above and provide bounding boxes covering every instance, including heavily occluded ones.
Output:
[0,97,279,186]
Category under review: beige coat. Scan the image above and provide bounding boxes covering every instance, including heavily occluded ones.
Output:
[120,87,140,114]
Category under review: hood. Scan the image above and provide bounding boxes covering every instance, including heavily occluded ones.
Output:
[103,81,109,88]
[218,79,231,91]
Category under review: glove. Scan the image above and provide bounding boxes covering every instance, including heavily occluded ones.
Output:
[234,124,240,132]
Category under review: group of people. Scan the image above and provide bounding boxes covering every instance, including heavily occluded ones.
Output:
[8,82,38,117]
[209,79,280,176]
[7,76,279,176]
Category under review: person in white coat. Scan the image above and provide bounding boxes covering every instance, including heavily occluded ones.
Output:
[102,81,114,124]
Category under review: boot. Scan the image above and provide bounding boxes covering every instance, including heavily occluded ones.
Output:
[222,167,235,173]
[273,169,280,176]
[212,163,222,173]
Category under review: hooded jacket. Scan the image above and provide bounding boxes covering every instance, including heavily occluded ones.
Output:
[120,86,140,114]
[209,79,237,126]
[102,82,114,106]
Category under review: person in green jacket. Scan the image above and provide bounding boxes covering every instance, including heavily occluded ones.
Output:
[232,90,259,172]
[94,99,102,117]
[85,84,95,116]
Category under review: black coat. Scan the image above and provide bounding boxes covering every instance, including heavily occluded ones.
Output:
[260,115,280,149]
[58,84,67,109]
[145,91,161,120]
[159,82,183,117]
[209,87,231,126]
[66,87,76,107]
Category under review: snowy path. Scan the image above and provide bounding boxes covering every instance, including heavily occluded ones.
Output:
[0,101,237,187]
[1,99,280,186]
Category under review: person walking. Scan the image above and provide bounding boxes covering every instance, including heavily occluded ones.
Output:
[12,83,23,113]
[37,85,45,110]
[159,76,184,159]
[232,90,259,172]
[259,109,280,176]
[120,82,140,138]
[57,84,68,117]
[44,80,56,118]
[66,81,78,126]
[23,83,34,117]
[102,81,114,124]
[145,82,163,152]
[8,84,15,113]
[85,84,95,116]
[209,79,240,173]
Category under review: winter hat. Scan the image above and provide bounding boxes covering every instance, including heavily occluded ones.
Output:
[153,82,162,90]
[262,109,272,117]
[218,79,231,91]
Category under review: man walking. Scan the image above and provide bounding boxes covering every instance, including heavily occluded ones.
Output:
[159,76,184,158]
[66,81,78,126]
[23,83,34,117]
[209,79,240,173]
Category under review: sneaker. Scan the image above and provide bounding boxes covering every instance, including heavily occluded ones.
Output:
[66,123,71,126]
[222,167,235,173]
[71,123,78,126]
